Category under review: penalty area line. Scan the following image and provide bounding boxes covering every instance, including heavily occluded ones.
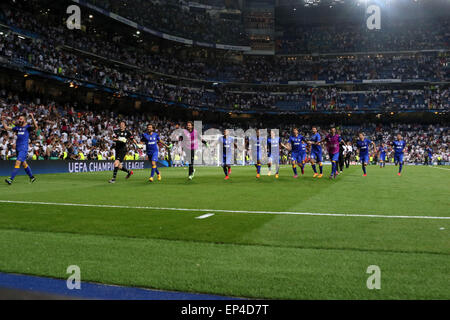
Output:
[0,200,449,220]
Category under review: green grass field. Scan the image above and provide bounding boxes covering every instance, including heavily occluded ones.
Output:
[0,165,449,299]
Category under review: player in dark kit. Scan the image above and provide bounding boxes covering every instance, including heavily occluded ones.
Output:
[249,129,264,178]
[219,129,235,180]
[281,128,306,179]
[424,145,433,166]
[109,121,139,184]
[356,132,376,177]
[392,134,407,176]
[338,137,345,174]
[2,113,38,184]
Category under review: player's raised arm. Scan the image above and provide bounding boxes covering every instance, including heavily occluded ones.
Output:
[112,130,119,142]
[1,115,12,131]
[30,113,39,131]
[132,137,141,148]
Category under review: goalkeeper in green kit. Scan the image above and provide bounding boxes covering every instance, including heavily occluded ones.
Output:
[109,121,139,184]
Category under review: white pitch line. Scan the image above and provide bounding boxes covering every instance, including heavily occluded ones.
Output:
[0,200,449,220]
[428,166,450,171]
[195,213,215,220]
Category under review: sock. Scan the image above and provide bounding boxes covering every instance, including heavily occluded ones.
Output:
[23,164,33,178]
[151,166,156,178]
[319,163,323,174]
[292,165,298,175]
[399,163,403,173]
[268,164,272,172]
[331,162,336,175]
[256,164,261,174]
[312,164,317,173]
[362,164,366,175]
[10,166,20,180]
[113,167,119,179]
[121,167,130,174]
[276,164,279,174]
[189,164,193,176]
[301,164,304,175]
[223,165,228,176]
[155,168,160,175]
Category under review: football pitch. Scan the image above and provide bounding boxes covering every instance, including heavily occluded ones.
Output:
[0,165,448,299]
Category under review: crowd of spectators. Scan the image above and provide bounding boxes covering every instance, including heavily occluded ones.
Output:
[1,28,448,112]
[2,1,449,84]
[1,90,448,165]
[278,20,450,54]
[2,4,448,85]
[88,0,248,45]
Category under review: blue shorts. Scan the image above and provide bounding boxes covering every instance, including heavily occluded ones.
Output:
[311,150,323,163]
[394,153,404,164]
[147,152,159,162]
[16,149,28,162]
[380,154,386,161]
[292,152,305,164]
[330,152,339,162]
[360,154,369,164]
[299,152,306,163]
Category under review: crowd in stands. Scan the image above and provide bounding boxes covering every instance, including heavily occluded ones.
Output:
[2,5,448,84]
[1,27,448,112]
[1,1,449,84]
[274,86,449,112]
[1,91,448,165]
[278,20,450,54]
[89,0,248,45]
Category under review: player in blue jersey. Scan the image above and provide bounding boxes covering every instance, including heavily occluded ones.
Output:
[249,129,264,179]
[219,129,235,180]
[308,126,323,178]
[141,124,170,182]
[281,128,305,179]
[392,134,407,176]
[356,133,376,177]
[425,145,433,166]
[267,130,280,178]
[299,141,308,176]
[378,143,387,168]
[2,113,38,185]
